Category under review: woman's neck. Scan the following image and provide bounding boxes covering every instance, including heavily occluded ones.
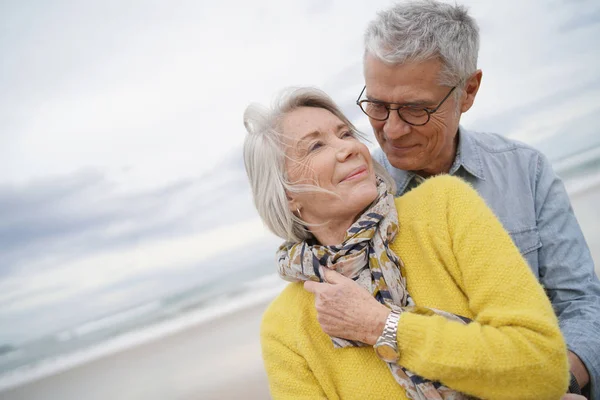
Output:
[309,217,355,246]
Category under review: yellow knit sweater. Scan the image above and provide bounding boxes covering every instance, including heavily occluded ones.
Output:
[261,175,569,400]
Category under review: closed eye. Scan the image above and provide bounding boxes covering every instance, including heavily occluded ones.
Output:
[308,141,324,152]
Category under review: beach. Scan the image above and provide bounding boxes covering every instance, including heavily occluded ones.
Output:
[1,179,599,400]
[0,299,272,400]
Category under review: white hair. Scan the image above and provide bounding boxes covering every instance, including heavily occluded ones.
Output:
[364,0,479,88]
[243,87,396,242]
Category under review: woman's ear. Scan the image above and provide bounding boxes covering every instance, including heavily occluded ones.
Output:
[287,194,301,217]
[288,200,300,216]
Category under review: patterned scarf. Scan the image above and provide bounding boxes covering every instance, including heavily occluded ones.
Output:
[276,179,474,400]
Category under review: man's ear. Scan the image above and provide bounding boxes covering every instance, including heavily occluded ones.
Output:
[460,69,483,113]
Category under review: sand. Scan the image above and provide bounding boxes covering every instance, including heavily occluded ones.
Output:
[1,299,273,400]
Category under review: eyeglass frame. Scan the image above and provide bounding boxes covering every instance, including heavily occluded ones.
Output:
[355,85,457,126]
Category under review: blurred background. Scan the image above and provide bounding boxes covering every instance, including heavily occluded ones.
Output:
[1,0,599,399]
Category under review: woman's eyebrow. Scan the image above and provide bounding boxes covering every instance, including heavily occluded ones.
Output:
[298,130,321,143]
[298,123,347,143]
[334,123,348,132]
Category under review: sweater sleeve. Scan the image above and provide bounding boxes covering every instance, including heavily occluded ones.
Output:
[260,294,327,400]
[395,175,569,400]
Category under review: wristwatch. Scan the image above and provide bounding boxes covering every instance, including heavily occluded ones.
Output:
[374,310,401,363]
[568,372,582,394]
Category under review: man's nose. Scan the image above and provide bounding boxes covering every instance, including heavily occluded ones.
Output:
[383,110,411,141]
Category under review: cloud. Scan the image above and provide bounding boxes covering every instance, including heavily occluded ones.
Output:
[0,217,271,311]
[0,0,390,187]
[0,0,599,344]
[0,136,286,342]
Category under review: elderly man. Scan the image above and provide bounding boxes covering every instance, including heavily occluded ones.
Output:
[352,0,600,398]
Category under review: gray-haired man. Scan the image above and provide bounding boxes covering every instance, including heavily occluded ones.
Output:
[358,1,600,398]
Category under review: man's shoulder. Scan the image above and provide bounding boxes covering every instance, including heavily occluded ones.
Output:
[465,129,542,159]
[462,129,552,182]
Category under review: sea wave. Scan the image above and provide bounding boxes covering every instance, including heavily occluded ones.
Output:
[0,273,286,393]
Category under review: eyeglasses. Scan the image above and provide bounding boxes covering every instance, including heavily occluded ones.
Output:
[356,86,456,126]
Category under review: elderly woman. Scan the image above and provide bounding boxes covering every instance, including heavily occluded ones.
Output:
[243,87,569,400]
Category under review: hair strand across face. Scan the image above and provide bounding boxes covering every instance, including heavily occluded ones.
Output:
[243,87,396,242]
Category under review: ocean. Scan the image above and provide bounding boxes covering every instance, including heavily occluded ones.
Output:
[0,272,287,392]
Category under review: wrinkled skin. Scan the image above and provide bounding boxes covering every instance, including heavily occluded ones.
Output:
[303,266,390,346]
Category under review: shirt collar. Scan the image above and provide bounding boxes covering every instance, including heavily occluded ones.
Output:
[450,126,486,180]
[384,126,485,196]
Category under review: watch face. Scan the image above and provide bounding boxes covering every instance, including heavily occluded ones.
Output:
[375,344,398,363]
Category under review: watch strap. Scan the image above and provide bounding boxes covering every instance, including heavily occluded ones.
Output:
[381,310,400,342]
[568,371,581,394]
[374,310,401,362]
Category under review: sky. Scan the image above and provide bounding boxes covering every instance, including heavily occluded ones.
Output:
[1,0,599,344]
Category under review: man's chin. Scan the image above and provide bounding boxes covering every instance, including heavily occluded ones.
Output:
[385,154,420,172]
[383,145,421,166]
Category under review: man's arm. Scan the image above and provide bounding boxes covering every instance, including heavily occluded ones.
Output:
[535,152,600,399]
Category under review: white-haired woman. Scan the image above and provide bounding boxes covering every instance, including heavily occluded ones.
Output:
[243,87,569,400]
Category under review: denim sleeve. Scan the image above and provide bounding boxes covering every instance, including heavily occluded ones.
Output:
[535,153,600,399]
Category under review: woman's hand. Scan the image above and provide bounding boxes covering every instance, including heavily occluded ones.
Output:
[303,267,391,345]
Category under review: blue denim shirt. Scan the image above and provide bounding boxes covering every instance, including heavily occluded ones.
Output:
[373,127,600,398]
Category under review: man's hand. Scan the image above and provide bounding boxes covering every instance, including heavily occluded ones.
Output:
[303,267,390,345]
[561,395,586,400]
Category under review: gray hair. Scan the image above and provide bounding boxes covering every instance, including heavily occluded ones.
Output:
[364,0,479,88]
[243,87,396,242]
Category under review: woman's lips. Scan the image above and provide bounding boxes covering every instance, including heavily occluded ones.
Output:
[341,166,368,182]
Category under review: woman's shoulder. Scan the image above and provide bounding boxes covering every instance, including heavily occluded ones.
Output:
[394,174,480,212]
[412,174,475,197]
[262,282,312,324]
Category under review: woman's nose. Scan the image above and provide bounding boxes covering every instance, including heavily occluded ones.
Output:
[335,139,358,162]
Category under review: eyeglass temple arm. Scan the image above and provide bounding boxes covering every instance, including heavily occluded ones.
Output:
[356,86,367,104]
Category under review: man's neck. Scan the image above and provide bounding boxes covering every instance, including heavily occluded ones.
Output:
[416,131,459,178]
